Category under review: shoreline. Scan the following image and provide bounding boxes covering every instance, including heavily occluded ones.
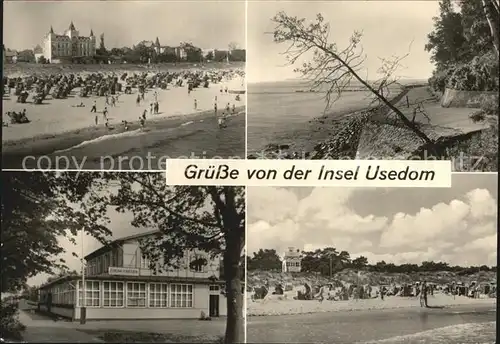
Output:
[2,106,245,167]
[246,295,496,317]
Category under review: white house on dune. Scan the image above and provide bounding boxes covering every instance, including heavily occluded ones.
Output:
[282,247,302,273]
[37,230,226,321]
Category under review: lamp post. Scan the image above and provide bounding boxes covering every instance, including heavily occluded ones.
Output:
[80,227,86,324]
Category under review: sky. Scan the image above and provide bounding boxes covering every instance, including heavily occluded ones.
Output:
[28,207,139,286]
[247,1,439,83]
[4,1,245,51]
[247,174,498,268]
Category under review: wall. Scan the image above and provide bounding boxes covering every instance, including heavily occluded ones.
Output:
[73,284,227,320]
[441,88,498,108]
[39,304,74,319]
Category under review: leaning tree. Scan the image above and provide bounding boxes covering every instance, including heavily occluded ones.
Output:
[271,12,436,148]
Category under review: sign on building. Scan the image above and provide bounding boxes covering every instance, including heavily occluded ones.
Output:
[108,267,140,276]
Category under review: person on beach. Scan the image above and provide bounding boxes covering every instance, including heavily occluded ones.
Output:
[103,107,108,120]
[95,115,98,126]
[150,103,153,116]
[111,96,116,107]
[225,86,228,93]
[91,100,97,113]
[380,286,384,300]
[142,109,147,121]
[140,117,145,129]
[194,99,198,110]
[122,120,129,131]
[154,101,159,114]
[232,103,236,114]
[141,92,145,101]
[105,94,109,106]
[136,94,141,106]
[420,281,428,307]
[218,116,225,129]
[214,101,218,116]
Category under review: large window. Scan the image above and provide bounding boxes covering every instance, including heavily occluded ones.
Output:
[149,283,168,308]
[55,282,75,305]
[170,284,193,308]
[102,281,124,307]
[127,282,146,307]
[78,281,100,307]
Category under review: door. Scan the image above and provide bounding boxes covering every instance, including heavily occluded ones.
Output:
[209,294,219,317]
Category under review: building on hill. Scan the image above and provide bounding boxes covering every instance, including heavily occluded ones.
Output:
[37,230,226,321]
[152,37,187,61]
[42,22,96,63]
[282,247,301,273]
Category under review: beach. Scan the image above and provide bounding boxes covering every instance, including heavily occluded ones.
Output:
[247,293,496,316]
[2,63,246,169]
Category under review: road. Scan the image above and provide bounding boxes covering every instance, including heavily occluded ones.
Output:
[247,304,496,343]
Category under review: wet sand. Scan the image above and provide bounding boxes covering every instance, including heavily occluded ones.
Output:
[3,107,245,170]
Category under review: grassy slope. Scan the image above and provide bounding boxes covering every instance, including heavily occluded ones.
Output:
[248,269,497,289]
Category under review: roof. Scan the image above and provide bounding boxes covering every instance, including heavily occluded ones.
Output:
[5,51,17,57]
[84,229,159,261]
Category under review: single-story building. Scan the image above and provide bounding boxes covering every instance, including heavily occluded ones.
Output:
[38,231,228,320]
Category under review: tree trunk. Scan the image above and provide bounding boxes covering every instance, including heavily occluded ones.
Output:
[223,229,244,344]
[483,0,500,59]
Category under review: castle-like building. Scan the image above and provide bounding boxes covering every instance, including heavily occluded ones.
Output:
[42,22,96,63]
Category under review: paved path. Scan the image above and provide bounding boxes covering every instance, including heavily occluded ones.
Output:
[18,309,103,343]
[17,300,228,341]
[247,304,496,343]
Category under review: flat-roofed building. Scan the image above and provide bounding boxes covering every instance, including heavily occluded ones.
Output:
[38,230,226,320]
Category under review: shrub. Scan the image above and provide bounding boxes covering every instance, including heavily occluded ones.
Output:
[0,302,25,341]
[447,52,499,91]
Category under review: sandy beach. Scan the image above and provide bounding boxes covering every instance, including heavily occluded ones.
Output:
[247,293,496,316]
[2,64,246,169]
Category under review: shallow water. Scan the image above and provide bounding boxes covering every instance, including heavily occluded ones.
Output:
[246,81,376,153]
[247,305,496,343]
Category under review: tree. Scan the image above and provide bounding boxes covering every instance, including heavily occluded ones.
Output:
[482,0,500,58]
[17,49,35,63]
[247,249,282,271]
[97,33,108,58]
[58,173,245,344]
[180,42,203,62]
[38,55,47,64]
[133,43,154,63]
[351,256,368,269]
[425,0,467,67]
[1,172,111,294]
[228,42,239,51]
[205,51,214,61]
[271,12,435,147]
